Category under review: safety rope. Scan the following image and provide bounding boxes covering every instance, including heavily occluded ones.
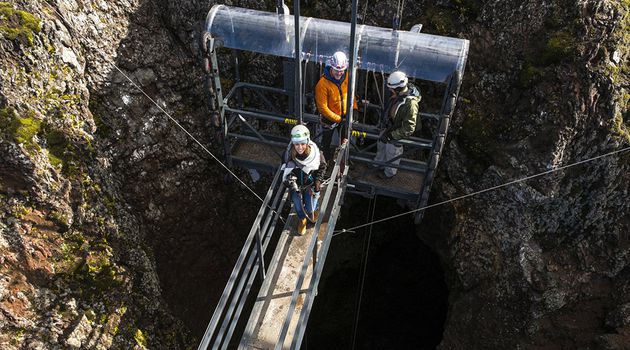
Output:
[350,194,376,350]
[361,0,369,24]
[48,7,267,204]
[295,186,318,224]
[334,145,630,234]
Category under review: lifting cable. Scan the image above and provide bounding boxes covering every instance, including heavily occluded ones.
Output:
[350,194,377,350]
[372,71,384,110]
[302,53,310,104]
[361,0,369,24]
[361,70,369,125]
[334,145,630,234]
[49,7,270,206]
[394,0,403,30]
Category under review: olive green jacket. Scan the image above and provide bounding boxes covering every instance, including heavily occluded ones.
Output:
[385,84,421,140]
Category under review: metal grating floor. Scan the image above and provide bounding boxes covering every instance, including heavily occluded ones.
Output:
[348,162,424,195]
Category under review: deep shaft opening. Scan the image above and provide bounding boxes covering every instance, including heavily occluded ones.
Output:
[305,195,448,349]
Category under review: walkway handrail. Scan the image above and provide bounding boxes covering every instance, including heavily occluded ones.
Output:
[198,162,288,350]
[274,143,349,349]
[291,158,348,349]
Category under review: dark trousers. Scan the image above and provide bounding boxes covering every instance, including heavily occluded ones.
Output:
[320,124,347,162]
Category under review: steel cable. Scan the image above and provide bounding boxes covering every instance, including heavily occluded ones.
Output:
[335,145,630,234]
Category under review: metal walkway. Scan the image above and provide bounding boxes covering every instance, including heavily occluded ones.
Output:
[199,146,349,350]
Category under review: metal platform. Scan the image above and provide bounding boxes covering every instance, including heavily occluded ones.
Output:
[348,162,424,199]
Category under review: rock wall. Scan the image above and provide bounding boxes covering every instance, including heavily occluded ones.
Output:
[421,0,630,348]
[1,0,628,349]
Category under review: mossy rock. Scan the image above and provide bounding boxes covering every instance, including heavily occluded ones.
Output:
[0,107,42,151]
[541,30,574,65]
[518,62,544,88]
[57,231,124,303]
[134,329,148,347]
[0,2,41,46]
[424,6,454,34]
[451,0,480,21]
[43,127,70,167]
[48,210,70,232]
[458,108,496,175]
[613,92,630,142]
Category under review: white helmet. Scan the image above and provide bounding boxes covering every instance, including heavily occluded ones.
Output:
[328,51,348,72]
[290,124,310,144]
[387,71,408,89]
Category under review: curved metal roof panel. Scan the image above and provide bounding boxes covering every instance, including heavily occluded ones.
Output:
[206,5,469,83]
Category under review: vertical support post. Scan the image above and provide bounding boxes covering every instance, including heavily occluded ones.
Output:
[294,0,303,124]
[255,226,266,280]
[206,39,232,168]
[232,51,243,108]
[414,71,461,224]
[213,54,231,168]
[344,0,359,163]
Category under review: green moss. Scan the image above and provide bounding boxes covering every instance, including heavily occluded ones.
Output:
[134,328,148,347]
[9,202,30,219]
[0,106,14,129]
[98,313,109,325]
[0,108,42,151]
[48,210,70,231]
[103,193,116,215]
[608,1,630,83]
[452,0,479,21]
[613,93,630,142]
[14,117,41,147]
[458,109,495,175]
[425,6,454,33]
[519,62,544,88]
[57,230,123,302]
[0,2,41,45]
[541,30,574,65]
[44,128,69,166]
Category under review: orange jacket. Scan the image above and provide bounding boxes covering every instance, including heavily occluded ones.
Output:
[315,70,357,124]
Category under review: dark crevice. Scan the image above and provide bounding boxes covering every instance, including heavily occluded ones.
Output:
[305,195,448,349]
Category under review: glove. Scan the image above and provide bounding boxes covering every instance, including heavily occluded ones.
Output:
[379,131,391,143]
[289,180,299,192]
[314,180,321,192]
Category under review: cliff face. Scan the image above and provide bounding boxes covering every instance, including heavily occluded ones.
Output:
[423,0,630,348]
[0,0,193,348]
[0,0,628,349]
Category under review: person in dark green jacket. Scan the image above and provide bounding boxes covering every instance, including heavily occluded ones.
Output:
[374,71,421,178]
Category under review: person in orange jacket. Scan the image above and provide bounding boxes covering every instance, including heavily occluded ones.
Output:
[314,51,358,161]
